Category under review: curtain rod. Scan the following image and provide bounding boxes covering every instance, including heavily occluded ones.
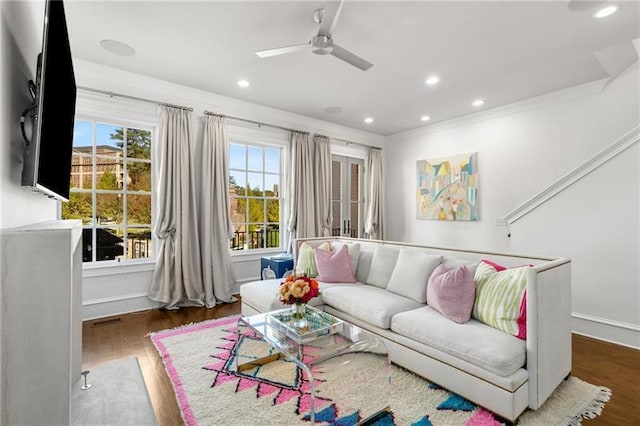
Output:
[205,111,380,150]
[79,86,380,149]
[334,137,381,150]
[205,110,309,135]
[78,86,194,112]
[315,133,373,150]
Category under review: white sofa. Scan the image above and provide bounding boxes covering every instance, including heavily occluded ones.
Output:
[240,237,572,422]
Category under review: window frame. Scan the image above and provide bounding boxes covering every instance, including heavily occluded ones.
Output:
[227,125,288,256]
[66,114,156,266]
[331,154,365,238]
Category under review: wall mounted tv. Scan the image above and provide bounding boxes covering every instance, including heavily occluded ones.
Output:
[21,0,76,202]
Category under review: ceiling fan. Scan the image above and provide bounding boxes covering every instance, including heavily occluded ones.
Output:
[255,0,373,71]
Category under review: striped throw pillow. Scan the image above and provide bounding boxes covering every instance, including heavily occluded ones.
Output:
[472,261,529,339]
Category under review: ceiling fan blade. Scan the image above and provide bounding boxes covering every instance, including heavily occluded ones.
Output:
[330,44,373,71]
[255,43,308,58]
[318,0,344,37]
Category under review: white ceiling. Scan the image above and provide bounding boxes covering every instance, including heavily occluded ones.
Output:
[64,1,640,136]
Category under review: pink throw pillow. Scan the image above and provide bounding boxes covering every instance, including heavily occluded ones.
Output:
[427,264,475,324]
[314,245,357,283]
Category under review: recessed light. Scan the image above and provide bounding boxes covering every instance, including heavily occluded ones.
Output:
[593,4,619,18]
[425,76,439,86]
[472,99,485,107]
[100,39,135,56]
[420,115,431,122]
[237,79,250,88]
[364,117,374,124]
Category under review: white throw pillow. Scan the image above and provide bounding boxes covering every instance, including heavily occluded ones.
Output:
[366,245,400,288]
[386,249,442,303]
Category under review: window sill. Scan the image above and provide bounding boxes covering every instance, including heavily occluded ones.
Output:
[82,259,156,278]
[230,249,288,262]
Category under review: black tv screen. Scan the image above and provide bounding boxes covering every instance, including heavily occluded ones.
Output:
[22,0,76,201]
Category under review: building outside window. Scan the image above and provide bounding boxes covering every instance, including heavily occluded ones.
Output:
[229,141,282,251]
[62,118,153,263]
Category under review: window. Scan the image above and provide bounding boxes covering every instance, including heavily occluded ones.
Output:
[229,141,282,251]
[331,155,364,238]
[62,118,153,263]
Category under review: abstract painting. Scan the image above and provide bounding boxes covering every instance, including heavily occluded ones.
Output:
[417,152,478,221]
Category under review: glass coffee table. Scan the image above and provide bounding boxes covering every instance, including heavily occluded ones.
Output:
[237,305,390,424]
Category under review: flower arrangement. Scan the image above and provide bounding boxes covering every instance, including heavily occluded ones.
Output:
[277,275,320,305]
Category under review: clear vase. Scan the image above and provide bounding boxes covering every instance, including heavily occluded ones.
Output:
[292,302,308,329]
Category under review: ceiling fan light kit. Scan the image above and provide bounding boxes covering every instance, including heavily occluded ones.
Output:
[255,0,373,71]
[311,35,333,55]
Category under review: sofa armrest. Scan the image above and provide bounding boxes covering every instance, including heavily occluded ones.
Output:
[526,258,572,409]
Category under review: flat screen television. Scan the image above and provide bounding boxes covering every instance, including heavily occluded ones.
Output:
[21,0,76,201]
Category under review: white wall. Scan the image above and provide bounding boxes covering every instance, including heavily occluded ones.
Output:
[1,1,56,422]
[385,62,640,348]
[74,60,384,319]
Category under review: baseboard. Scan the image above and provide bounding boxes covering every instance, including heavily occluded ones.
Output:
[572,312,640,349]
[82,293,160,320]
[83,282,256,320]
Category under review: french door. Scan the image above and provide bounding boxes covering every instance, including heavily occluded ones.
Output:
[331,155,364,238]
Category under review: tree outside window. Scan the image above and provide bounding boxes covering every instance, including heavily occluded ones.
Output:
[229,142,282,251]
[62,119,153,262]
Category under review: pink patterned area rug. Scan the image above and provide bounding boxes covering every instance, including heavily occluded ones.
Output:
[150,315,610,426]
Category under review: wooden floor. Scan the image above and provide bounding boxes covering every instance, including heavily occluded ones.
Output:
[82,301,639,426]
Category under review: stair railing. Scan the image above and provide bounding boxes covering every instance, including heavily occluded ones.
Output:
[498,126,639,226]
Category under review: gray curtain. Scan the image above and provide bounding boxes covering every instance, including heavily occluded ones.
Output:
[199,115,237,307]
[149,106,205,309]
[314,135,332,236]
[364,148,384,240]
[287,132,315,243]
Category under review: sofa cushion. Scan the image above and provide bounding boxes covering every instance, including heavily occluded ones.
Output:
[330,241,360,274]
[354,243,376,283]
[322,285,423,329]
[473,261,529,339]
[391,306,526,377]
[240,278,357,313]
[366,245,400,288]
[315,245,356,283]
[295,241,330,277]
[426,264,475,324]
[442,256,479,277]
[386,249,442,303]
